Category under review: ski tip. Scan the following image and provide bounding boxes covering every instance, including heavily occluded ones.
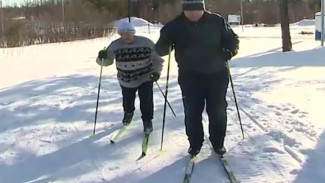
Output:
[136,152,147,161]
[110,140,116,144]
[183,176,190,183]
[173,113,177,118]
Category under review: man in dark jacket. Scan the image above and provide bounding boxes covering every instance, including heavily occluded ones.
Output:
[155,0,239,157]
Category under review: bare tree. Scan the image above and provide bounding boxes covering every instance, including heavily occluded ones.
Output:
[279,0,292,52]
[1,0,5,45]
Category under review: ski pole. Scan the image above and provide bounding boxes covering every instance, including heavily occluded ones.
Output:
[160,45,172,151]
[226,62,244,139]
[92,49,106,136]
[155,81,176,117]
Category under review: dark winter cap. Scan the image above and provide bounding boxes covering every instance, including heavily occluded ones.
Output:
[182,0,205,11]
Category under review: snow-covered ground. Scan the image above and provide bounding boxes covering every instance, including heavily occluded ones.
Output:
[0,18,324,183]
[292,19,315,26]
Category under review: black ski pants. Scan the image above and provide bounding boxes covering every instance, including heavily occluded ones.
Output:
[178,68,229,151]
[120,81,154,123]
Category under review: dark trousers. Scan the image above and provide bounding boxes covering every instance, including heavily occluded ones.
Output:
[120,81,154,123]
[178,69,229,150]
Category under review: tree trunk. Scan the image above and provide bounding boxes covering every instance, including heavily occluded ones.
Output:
[279,0,292,52]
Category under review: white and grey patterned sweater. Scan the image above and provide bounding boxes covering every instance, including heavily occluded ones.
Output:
[96,36,164,88]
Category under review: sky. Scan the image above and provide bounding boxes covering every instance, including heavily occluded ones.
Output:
[2,0,26,6]
[1,0,59,7]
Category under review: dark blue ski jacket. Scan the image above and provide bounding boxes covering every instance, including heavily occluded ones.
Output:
[155,11,239,74]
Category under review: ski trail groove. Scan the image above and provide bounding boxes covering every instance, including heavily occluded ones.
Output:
[229,97,303,165]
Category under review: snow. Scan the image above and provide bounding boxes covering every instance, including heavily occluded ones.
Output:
[1,18,325,183]
[110,17,153,27]
[109,17,162,34]
[315,12,325,16]
[292,19,315,26]
[232,47,325,67]
[110,17,163,29]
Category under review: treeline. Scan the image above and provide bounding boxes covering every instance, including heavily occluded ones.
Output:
[205,0,321,24]
[0,0,321,48]
[0,0,117,47]
[151,0,321,24]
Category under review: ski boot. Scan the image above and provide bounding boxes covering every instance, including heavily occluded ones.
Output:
[214,146,227,156]
[143,120,153,135]
[122,112,133,126]
[188,147,200,158]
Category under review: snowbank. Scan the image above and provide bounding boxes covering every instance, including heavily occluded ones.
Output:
[292,19,315,26]
[108,17,163,33]
[231,47,325,67]
[110,17,153,28]
[120,17,153,27]
[109,17,163,32]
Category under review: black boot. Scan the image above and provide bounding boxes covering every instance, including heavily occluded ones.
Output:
[143,120,153,135]
[188,147,200,158]
[214,146,227,156]
[122,112,133,126]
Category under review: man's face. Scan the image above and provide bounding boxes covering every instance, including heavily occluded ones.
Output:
[184,10,204,22]
[119,32,135,44]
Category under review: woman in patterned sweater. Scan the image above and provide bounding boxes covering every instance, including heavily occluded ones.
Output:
[96,21,164,134]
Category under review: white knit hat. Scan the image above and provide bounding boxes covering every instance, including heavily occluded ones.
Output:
[117,21,136,34]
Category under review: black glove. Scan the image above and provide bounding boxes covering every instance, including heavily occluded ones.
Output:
[98,50,107,60]
[222,49,233,61]
[150,72,160,82]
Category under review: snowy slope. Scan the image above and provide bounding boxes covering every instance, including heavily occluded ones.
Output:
[112,17,153,27]
[292,19,315,26]
[1,19,325,183]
